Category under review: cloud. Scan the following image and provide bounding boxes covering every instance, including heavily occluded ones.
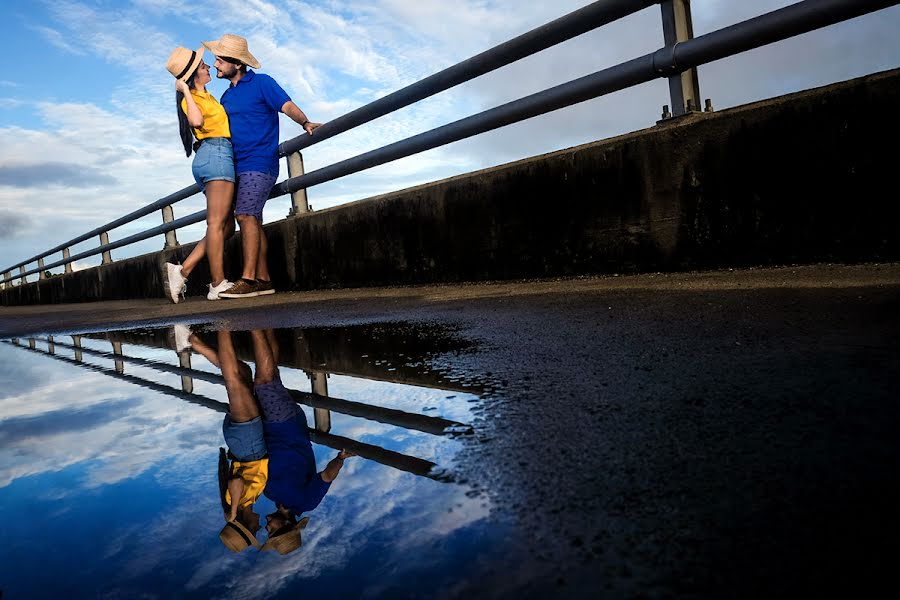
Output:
[0,162,118,188]
[0,211,30,239]
[0,98,25,109]
[0,80,20,88]
[30,24,87,55]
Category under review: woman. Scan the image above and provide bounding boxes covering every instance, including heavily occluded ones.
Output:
[163,46,236,303]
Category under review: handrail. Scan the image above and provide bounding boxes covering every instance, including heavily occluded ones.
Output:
[8,338,450,480]
[36,336,471,436]
[6,184,201,274]
[3,0,897,286]
[276,0,660,157]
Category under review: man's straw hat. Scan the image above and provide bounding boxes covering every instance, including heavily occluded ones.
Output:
[166,46,205,82]
[202,34,261,69]
[261,516,309,555]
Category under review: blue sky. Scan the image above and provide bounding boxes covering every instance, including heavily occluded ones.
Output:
[0,332,494,597]
[1,0,899,274]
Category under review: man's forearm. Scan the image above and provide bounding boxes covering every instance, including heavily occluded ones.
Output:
[320,456,344,483]
[282,101,309,126]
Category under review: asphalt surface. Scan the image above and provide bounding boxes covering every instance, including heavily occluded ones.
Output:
[3,263,900,598]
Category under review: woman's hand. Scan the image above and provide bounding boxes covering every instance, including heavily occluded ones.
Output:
[175,79,190,95]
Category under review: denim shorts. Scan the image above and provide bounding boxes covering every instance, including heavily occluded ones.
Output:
[192,137,235,190]
[222,414,267,461]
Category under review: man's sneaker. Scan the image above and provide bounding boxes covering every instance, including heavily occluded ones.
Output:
[255,280,275,296]
[207,279,233,300]
[164,263,187,304]
[219,279,260,299]
[174,324,192,353]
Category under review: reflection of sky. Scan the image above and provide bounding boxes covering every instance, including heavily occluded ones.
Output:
[0,331,504,599]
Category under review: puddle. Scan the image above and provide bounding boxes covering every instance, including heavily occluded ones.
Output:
[0,322,513,599]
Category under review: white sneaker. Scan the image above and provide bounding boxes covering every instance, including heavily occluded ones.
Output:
[174,324,192,352]
[164,263,187,304]
[207,279,233,300]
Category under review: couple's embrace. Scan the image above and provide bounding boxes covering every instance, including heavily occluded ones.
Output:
[163,34,320,302]
[185,327,356,555]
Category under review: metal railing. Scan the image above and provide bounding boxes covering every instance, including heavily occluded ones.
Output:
[7,335,470,479]
[3,0,896,288]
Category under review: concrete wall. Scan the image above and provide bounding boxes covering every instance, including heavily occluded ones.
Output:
[4,67,899,306]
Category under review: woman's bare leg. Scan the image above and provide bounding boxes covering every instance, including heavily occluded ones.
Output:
[181,180,234,282]
[204,180,235,285]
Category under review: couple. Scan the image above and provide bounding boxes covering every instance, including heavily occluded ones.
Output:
[186,327,356,554]
[163,34,320,303]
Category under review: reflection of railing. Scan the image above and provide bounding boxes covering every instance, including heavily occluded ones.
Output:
[6,337,465,481]
[82,326,480,394]
[4,0,895,287]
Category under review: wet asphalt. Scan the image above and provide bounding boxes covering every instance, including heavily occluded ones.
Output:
[3,263,899,598]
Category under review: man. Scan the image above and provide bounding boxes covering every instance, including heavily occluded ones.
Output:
[202,34,321,299]
[248,328,355,555]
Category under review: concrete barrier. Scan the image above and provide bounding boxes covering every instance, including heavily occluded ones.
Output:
[3,67,899,306]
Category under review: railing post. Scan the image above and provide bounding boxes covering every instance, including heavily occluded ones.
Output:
[28,338,36,349]
[100,232,112,265]
[660,0,702,117]
[179,351,193,393]
[63,248,73,274]
[19,266,27,285]
[161,205,179,248]
[72,335,83,362]
[111,341,124,373]
[48,335,55,355]
[38,258,47,280]
[310,371,332,433]
[286,152,310,216]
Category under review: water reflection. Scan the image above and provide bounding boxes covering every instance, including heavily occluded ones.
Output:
[1,322,495,599]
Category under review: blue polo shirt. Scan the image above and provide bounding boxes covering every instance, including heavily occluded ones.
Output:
[262,409,331,514]
[220,70,291,176]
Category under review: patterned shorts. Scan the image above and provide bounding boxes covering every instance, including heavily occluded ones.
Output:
[234,171,277,221]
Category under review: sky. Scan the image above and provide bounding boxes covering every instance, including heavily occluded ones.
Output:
[1,0,899,275]
[0,329,498,597]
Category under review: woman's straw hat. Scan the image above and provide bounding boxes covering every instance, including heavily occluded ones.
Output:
[202,34,261,69]
[219,519,261,553]
[166,46,205,82]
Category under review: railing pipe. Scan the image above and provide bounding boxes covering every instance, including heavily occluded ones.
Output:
[38,337,469,436]
[273,0,898,198]
[17,210,206,279]
[2,183,201,274]
[9,340,447,480]
[277,0,660,157]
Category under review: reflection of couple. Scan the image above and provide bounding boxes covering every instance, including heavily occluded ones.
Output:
[187,328,354,554]
[163,34,321,303]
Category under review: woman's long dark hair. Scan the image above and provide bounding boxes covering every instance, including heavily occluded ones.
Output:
[176,70,199,157]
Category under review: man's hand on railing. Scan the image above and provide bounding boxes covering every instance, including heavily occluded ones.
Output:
[303,121,322,135]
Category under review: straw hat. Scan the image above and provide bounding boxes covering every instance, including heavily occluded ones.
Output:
[261,516,309,555]
[219,519,261,553]
[166,46,205,82]
[202,34,261,69]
